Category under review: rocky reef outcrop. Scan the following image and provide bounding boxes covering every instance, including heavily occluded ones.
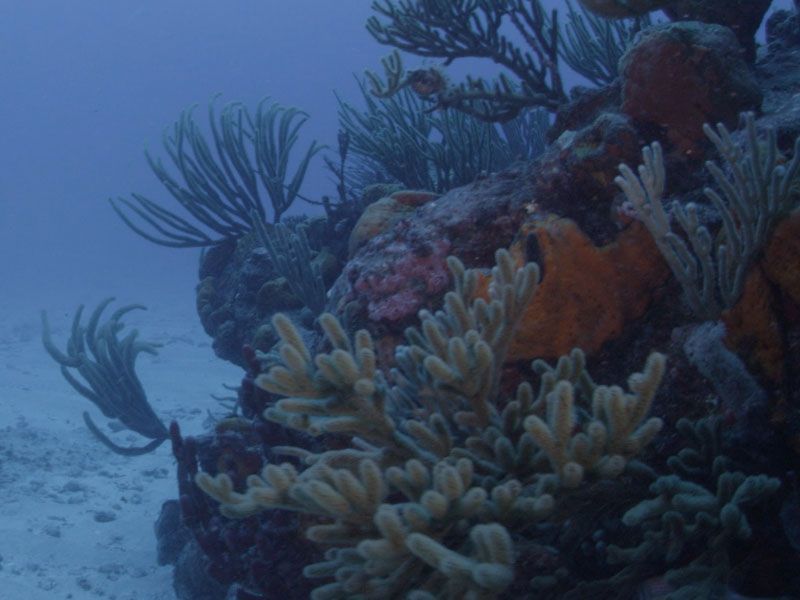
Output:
[170,7,800,599]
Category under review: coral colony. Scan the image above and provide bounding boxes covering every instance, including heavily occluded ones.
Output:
[43,1,800,598]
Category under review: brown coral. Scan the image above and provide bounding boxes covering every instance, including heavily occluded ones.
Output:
[722,211,800,382]
[762,211,800,305]
[722,266,783,382]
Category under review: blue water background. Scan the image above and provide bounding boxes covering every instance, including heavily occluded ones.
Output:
[0,0,792,315]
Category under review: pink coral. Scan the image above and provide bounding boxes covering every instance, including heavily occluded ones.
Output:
[353,239,452,322]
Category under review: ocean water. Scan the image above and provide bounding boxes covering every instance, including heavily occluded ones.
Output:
[0,1,797,599]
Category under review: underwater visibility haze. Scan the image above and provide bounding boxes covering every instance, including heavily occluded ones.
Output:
[1,0,800,599]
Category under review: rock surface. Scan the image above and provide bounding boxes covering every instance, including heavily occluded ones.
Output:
[620,21,762,156]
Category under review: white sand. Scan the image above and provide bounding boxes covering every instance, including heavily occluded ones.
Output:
[0,299,241,600]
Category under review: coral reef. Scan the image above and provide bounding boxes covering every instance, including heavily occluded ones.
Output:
[195,216,341,366]
[195,251,668,598]
[330,166,534,331]
[141,3,800,598]
[251,217,327,316]
[327,112,650,357]
[169,417,319,599]
[346,190,438,258]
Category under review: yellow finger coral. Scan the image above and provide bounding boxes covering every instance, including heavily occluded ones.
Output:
[196,249,667,598]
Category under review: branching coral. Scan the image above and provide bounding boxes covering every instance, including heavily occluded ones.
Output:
[366,1,566,120]
[615,112,800,319]
[607,416,781,597]
[111,97,322,247]
[365,1,650,121]
[196,250,666,598]
[42,298,168,455]
[251,215,328,315]
[560,0,652,86]
[336,79,549,193]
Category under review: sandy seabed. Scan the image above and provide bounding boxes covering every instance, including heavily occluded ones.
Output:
[0,299,241,600]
